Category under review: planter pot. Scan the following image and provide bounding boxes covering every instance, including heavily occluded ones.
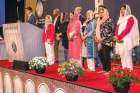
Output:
[65,71,78,81]
[35,67,46,74]
[113,82,130,93]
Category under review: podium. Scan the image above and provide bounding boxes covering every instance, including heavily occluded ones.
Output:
[3,22,45,61]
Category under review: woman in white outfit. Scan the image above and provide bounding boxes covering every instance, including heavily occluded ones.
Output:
[42,15,55,65]
[114,4,140,70]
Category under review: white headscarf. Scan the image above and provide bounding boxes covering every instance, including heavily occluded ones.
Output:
[116,4,140,54]
[124,4,131,16]
[117,4,131,24]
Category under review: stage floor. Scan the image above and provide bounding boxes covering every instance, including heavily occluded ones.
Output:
[0,60,140,93]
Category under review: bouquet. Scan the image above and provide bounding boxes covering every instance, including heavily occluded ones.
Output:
[107,68,138,88]
[58,60,83,76]
[29,56,48,70]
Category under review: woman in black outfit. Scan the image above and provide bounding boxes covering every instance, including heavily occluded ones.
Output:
[95,5,114,72]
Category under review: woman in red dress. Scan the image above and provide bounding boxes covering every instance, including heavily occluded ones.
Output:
[42,15,55,65]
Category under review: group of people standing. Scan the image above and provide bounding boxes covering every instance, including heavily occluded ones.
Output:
[42,4,140,72]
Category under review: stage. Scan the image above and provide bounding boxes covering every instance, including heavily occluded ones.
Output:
[0,60,140,93]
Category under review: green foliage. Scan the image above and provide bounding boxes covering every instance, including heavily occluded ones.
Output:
[58,60,83,76]
[107,68,138,88]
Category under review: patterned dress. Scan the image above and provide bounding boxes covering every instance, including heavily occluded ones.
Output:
[100,18,114,47]
[85,19,96,59]
[98,18,114,71]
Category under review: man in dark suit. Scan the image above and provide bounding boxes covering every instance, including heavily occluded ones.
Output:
[75,6,85,24]
[25,7,36,25]
[52,8,61,63]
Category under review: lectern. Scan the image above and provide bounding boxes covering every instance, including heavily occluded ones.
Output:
[3,22,45,62]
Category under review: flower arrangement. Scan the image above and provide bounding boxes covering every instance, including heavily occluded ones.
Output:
[29,56,48,71]
[58,60,83,80]
[107,68,138,89]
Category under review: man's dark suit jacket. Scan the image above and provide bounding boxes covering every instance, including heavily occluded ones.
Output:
[53,16,61,33]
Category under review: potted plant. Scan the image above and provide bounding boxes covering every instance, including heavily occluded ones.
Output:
[107,68,138,93]
[58,60,83,81]
[29,56,48,74]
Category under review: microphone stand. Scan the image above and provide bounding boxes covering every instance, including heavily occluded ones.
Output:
[17,0,21,22]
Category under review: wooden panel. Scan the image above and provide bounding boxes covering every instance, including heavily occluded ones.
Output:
[3,23,24,61]
[4,73,13,93]
[25,79,35,93]
[0,72,3,93]
[13,76,23,93]
[54,88,66,93]
[38,83,50,93]
[0,67,108,93]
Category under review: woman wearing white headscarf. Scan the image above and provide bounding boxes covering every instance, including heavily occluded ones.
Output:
[114,4,140,70]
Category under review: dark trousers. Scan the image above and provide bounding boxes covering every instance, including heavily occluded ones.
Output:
[54,39,60,62]
[99,44,112,71]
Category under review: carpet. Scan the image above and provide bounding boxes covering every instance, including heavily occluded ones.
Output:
[0,60,140,93]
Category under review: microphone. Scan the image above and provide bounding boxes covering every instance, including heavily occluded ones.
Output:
[17,0,21,5]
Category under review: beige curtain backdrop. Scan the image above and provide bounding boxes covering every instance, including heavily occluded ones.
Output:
[95,0,103,12]
[25,0,37,22]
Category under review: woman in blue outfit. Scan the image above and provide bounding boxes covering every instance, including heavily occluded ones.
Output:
[82,10,96,71]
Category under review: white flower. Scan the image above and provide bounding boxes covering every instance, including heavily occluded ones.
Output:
[29,56,48,70]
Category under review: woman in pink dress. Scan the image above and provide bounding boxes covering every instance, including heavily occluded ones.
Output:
[67,8,82,64]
